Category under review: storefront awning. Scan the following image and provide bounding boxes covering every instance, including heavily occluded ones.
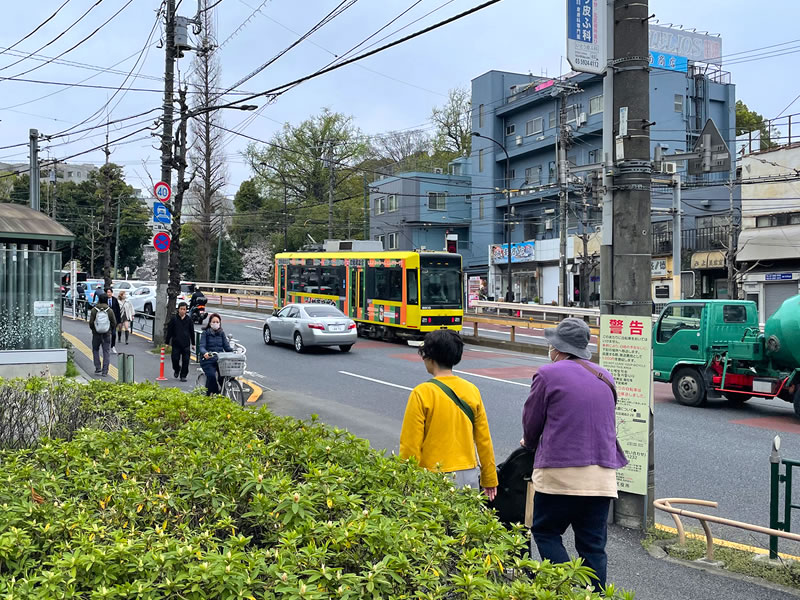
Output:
[691,250,726,270]
[737,226,800,262]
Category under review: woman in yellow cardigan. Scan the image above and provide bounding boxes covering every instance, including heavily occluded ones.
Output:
[399,329,498,500]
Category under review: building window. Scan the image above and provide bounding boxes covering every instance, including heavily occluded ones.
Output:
[524,166,541,185]
[548,110,556,129]
[756,215,772,228]
[375,234,386,247]
[525,117,544,136]
[674,94,683,113]
[588,149,600,164]
[565,104,579,123]
[428,192,447,211]
[387,194,398,212]
[387,232,399,250]
[696,215,727,228]
[548,161,556,183]
[589,95,603,115]
[478,148,484,172]
[375,197,385,215]
[507,169,516,181]
[479,197,485,220]
[464,194,472,204]
[791,214,800,225]
[479,104,485,128]
[506,124,516,136]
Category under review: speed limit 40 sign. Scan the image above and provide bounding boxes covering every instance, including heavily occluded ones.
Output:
[154,181,172,203]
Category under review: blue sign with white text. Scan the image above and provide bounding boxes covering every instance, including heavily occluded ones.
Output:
[567,0,595,44]
[765,273,793,281]
[649,51,688,73]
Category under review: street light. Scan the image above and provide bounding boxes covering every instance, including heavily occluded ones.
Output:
[473,131,513,303]
[258,162,289,251]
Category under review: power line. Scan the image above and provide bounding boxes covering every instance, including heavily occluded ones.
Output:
[0,0,75,58]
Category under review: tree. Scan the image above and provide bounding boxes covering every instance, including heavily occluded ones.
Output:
[93,163,136,286]
[371,128,432,171]
[241,242,273,284]
[431,87,472,158]
[735,100,775,149]
[229,178,279,248]
[180,224,242,282]
[188,0,227,281]
[244,109,371,251]
[134,250,158,280]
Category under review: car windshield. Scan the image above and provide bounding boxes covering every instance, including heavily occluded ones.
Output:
[420,256,462,309]
[304,305,344,318]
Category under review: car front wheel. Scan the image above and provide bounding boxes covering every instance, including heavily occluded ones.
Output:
[263,325,274,345]
[672,368,707,407]
[294,333,305,353]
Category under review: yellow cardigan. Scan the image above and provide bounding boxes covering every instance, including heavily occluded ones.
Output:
[399,375,498,488]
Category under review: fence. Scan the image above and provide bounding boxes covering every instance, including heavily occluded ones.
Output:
[770,435,800,559]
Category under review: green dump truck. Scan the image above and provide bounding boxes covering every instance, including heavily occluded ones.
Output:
[653,295,800,416]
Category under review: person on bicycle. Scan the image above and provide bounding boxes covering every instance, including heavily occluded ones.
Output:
[198,312,233,395]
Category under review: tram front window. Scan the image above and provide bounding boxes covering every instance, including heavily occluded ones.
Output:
[420,256,462,309]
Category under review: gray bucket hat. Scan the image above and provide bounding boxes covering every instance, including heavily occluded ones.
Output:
[544,317,592,360]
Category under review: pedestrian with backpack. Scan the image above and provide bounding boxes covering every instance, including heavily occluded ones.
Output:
[399,329,498,498]
[89,295,117,377]
[521,318,627,591]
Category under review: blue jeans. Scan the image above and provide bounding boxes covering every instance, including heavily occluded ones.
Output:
[531,492,611,589]
[200,359,221,395]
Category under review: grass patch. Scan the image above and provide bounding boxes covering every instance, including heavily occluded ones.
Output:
[644,526,800,589]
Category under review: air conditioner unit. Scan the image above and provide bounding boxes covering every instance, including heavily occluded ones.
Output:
[545,219,553,230]
[433,167,443,174]
[544,208,555,215]
[516,135,523,146]
[578,112,587,126]
[662,162,677,174]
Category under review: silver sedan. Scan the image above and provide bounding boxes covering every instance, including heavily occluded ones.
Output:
[263,303,357,353]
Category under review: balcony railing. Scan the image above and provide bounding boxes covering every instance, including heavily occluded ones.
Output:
[652,226,730,255]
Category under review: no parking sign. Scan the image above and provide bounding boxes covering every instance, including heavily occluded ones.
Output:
[153,232,171,253]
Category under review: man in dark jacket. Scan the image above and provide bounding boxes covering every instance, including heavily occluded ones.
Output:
[105,287,122,353]
[89,296,117,377]
[165,302,195,381]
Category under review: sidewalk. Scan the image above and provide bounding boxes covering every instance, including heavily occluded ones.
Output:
[61,314,261,402]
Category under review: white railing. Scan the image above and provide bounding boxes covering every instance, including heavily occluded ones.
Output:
[194,282,274,295]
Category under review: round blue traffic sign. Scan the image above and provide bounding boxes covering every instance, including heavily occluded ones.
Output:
[153,232,171,253]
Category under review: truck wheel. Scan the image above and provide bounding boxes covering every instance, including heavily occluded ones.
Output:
[672,368,707,407]
[723,392,751,405]
[793,387,800,420]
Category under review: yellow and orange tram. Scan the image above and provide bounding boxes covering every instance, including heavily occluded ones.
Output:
[273,250,463,339]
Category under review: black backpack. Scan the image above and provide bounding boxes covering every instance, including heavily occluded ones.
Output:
[487,446,535,526]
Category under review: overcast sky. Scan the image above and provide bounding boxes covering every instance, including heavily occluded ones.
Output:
[1,0,798,197]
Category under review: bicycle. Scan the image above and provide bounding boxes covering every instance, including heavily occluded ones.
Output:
[196,341,247,406]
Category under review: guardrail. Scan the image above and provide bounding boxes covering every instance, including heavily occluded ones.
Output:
[204,292,275,311]
[194,282,273,295]
[132,311,155,338]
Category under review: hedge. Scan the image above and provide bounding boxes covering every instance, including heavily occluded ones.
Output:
[0,379,632,599]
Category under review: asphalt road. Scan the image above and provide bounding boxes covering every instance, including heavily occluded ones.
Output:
[208,307,800,558]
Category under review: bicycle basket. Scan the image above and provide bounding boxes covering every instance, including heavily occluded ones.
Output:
[216,352,246,377]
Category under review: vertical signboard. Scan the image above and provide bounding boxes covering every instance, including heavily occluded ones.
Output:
[599,315,653,495]
[467,276,482,309]
[566,0,607,74]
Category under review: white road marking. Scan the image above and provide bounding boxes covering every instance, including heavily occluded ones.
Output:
[218,311,263,322]
[339,371,413,391]
[245,325,263,330]
[454,369,530,387]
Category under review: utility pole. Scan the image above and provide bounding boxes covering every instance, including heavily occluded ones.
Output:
[363,172,369,240]
[327,143,335,239]
[580,183,589,308]
[113,198,121,278]
[154,0,176,346]
[726,180,739,299]
[604,0,653,528]
[214,218,223,283]
[672,174,682,299]
[558,92,571,306]
[29,129,40,211]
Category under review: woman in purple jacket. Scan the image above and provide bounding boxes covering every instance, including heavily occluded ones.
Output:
[521,318,627,590]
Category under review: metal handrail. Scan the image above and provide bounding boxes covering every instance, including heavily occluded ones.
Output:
[653,497,800,561]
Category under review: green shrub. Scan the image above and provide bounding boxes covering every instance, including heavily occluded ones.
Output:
[0,381,632,599]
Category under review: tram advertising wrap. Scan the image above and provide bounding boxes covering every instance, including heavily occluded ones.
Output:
[274,251,463,340]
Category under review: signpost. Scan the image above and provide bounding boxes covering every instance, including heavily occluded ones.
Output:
[599,315,653,495]
[566,0,607,75]
[154,181,172,203]
[153,232,171,253]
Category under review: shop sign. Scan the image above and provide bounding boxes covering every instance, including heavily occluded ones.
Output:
[491,241,535,264]
[651,259,668,277]
[765,273,793,281]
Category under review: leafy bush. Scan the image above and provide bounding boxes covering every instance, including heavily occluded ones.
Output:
[0,381,632,599]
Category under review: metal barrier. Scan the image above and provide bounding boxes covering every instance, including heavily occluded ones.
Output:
[653,437,800,562]
[117,353,135,383]
[205,292,274,311]
[132,311,155,338]
[770,435,800,559]
[193,282,273,295]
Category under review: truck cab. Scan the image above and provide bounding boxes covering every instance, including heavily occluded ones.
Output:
[653,300,760,405]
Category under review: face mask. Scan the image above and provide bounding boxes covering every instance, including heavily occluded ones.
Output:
[210,322,220,330]
[548,345,558,362]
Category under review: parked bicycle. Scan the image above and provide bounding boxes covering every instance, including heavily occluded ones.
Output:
[195,340,247,406]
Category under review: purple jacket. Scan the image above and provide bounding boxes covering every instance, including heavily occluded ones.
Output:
[522,359,628,470]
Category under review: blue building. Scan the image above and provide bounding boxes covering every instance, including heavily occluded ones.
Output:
[470,59,737,304]
[369,157,473,261]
